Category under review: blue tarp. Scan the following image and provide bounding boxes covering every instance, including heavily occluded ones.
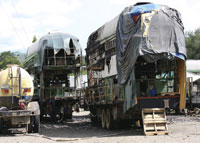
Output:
[130,4,161,17]
[116,4,186,84]
[172,53,185,60]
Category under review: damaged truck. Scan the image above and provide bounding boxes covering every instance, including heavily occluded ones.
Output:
[85,3,187,129]
[25,32,82,121]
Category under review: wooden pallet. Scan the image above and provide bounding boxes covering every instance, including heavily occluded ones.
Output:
[142,108,168,136]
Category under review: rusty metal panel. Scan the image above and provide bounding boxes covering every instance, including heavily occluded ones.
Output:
[11,116,30,125]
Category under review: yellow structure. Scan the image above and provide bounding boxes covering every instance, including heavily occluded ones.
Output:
[0,65,34,108]
[176,59,186,109]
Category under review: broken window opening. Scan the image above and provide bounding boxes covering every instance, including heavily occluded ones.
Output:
[106,57,111,73]
[69,39,75,54]
[135,56,178,98]
[55,49,66,65]
[44,48,55,65]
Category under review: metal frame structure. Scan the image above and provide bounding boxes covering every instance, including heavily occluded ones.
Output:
[25,32,82,120]
[85,3,186,129]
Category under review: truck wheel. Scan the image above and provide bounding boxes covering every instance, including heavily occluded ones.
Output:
[105,109,113,129]
[40,113,43,121]
[68,113,72,120]
[33,115,40,133]
[90,115,98,125]
[0,119,2,133]
[28,117,33,133]
[28,124,33,133]
[65,113,72,120]
[119,120,132,129]
[139,119,143,129]
[64,107,72,120]
[101,109,106,129]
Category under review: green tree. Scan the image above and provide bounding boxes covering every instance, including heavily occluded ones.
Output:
[0,51,21,69]
[185,28,200,59]
[32,35,37,43]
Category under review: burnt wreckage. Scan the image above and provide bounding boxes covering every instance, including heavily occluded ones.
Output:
[25,32,82,120]
[85,3,187,129]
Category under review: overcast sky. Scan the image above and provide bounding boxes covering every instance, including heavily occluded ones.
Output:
[0,0,199,55]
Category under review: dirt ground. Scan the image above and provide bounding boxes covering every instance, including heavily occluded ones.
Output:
[0,111,200,143]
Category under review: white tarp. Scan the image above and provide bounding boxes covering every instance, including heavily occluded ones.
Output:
[187,72,200,82]
[186,60,200,73]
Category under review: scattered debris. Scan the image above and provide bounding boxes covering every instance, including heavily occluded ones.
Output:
[187,107,200,117]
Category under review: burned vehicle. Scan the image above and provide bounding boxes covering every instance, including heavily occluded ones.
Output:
[85,3,186,129]
[25,32,82,120]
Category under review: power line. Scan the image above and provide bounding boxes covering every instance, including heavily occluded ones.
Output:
[10,0,31,45]
[0,0,26,49]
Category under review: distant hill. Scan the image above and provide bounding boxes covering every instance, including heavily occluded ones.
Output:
[12,51,26,64]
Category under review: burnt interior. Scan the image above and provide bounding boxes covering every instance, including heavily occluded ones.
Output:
[44,48,75,66]
[135,55,179,97]
[69,39,75,54]
[86,38,116,87]
[44,48,54,65]
[43,70,70,87]
[43,39,79,66]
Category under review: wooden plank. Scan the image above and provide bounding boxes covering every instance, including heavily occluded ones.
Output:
[145,131,168,136]
[156,124,167,130]
[142,108,165,112]
[143,120,167,124]
[144,118,166,121]
[142,108,168,136]
[144,114,165,119]
[144,126,167,133]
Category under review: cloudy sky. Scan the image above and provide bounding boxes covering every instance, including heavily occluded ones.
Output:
[0,0,199,55]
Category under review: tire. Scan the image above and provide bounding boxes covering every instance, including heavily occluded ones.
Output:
[64,107,72,120]
[33,115,40,133]
[101,109,106,129]
[119,120,132,129]
[68,113,72,120]
[90,115,98,125]
[64,113,72,120]
[40,113,43,121]
[140,120,144,129]
[105,109,114,129]
[90,109,98,125]
[0,119,2,134]
[28,117,33,133]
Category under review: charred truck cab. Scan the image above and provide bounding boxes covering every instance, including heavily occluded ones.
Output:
[25,32,82,120]
[85,3,186,129]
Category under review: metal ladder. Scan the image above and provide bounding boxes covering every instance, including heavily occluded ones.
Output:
[8,65,21,108]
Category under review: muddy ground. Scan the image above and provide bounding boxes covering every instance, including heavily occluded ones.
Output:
[0,111,200,143]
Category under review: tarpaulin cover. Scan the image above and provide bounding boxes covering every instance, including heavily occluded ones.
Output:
[86,3,186,113]
[26,32,82,71]
[116,4,186,84]
[86,16,119,50]
[130,3,160,16]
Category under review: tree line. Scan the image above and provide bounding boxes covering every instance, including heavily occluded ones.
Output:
[185,28,200,59]
[0,51,22,69]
